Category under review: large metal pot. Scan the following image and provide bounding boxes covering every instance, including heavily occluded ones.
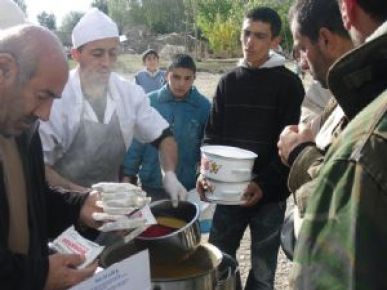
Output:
[99,240,138,268]
[216,253,240,290]
[201,145,257,182]
[99,242,239,290]
[151,243,222,290]
[135,200,201,263]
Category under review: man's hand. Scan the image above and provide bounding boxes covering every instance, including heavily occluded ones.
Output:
[196,174,213,201]
[162,171,188,207]
[121,175,138,185]
[79,191,103,229]
[277,124,314,166]
[44,254,97,290]
[241,181,263,207]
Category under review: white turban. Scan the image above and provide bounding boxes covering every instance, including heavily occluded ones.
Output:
[71,8,119,49]
[0,0,26,29]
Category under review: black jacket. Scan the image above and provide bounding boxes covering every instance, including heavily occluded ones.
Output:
[0,124,87,290]
[204,65,304,203]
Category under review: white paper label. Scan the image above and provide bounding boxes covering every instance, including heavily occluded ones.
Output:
[70,250,151,290]
[51,226,104,269]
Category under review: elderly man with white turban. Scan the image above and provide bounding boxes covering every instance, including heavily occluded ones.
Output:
[39,8,187,205]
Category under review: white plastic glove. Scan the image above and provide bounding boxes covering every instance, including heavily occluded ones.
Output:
[162,171,188,207]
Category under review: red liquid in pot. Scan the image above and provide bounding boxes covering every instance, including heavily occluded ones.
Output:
[140,224,175,237]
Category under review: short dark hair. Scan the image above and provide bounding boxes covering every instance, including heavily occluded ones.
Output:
[290,0,350,43]
[354,0,387,23]
[0,25,64,86]
[142,48,159,62]
[168,53,196,74]
[245,7,282,37]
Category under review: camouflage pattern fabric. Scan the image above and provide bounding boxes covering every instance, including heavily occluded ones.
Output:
[292,27,387,289]
[292,90,387,290]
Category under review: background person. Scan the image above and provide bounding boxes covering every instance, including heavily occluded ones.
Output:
[39,8,187,205]
[122,54,210,201]
[134,48,166,93]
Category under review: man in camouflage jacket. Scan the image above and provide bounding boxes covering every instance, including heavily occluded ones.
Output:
[277,0,352,240]
[292,0,387,289]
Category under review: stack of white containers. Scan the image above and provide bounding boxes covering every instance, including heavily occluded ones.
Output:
[200,145,258,205]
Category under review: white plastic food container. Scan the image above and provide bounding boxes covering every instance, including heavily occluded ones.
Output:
[200,145,257,182]
[208,178,249,202]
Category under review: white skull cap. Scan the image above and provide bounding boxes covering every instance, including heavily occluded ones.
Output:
[71,8,119,49]
[0,0,26,29]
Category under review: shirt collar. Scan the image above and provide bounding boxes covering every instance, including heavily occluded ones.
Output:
[327,25,387,120]
[146,69,161,78]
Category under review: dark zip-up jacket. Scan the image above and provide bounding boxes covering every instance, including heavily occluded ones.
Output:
[0,124,87,290]
[204,64,304,203]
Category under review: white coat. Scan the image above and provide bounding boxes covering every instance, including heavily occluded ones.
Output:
[39,68,169,166]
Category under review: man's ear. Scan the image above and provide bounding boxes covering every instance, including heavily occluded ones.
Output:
[318,27,335,52]
[0,53,18,86]
[70,48,81,62]
[166,71,171,82]
[270,36,281,50]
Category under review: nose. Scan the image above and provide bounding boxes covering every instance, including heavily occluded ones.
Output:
[299,54,309,71]
[34,98,54,121]
[177,78,185,87]
[246,35,253,46]
[101,53,114,68]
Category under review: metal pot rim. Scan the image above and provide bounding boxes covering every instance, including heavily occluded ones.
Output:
[152,268,213,282]
[151,243,222,282]
[136,200,200,241]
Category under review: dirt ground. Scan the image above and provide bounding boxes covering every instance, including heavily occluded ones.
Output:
[194,72,221,98]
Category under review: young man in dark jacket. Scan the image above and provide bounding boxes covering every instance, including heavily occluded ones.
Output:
[0,25,101,290]
[197,7,304,290]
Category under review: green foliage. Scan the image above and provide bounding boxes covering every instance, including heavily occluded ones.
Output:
[196,0,234,28]
[108,0,130,34]
[206,14,240,57]
[56,0,295,58]
[58,11,84,46]
[126,0,144,28]
[37,12,57,31]
[91,0,109,14]
[195,0,295,57]
[127,0,187,34]
[195,0,241,56]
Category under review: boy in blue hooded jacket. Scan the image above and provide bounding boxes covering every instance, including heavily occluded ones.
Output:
[122,54,211,200]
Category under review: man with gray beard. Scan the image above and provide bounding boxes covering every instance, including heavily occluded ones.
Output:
[40,8,187,206]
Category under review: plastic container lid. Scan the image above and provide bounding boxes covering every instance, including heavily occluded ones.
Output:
[201,145,257,160]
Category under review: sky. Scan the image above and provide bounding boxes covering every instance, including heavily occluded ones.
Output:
[26,0,92,25]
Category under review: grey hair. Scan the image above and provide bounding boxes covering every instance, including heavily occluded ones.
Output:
[0,24,65,85]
